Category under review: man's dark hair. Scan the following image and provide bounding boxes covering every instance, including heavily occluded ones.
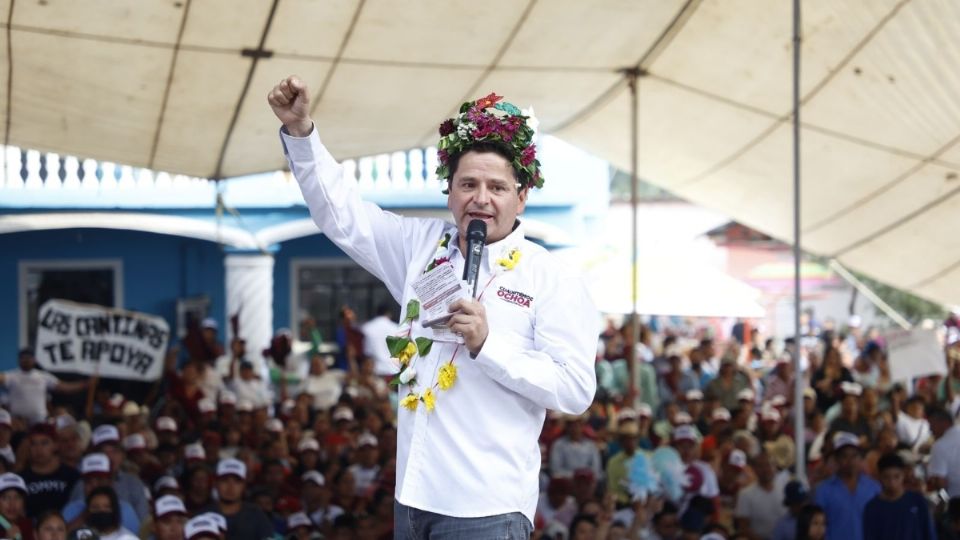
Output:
[446,142,520,185]
[947,497,960,521]
[904,395,926,409]
[877,452,906,473]
[699,338,713,350]
[85,485,121,529]
[17,348,33,359]
[375,303,393,317]
[928,406,953,424]
[569,513,598,534]
[653,500,679,524]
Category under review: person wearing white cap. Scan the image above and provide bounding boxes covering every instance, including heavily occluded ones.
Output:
[153,495,188,540]
[197,512,226,537]
[286,512,315,540]
[671,425,719,507]
[196,459,273,540]
[66,425,150,523]
[300,471,343,529]
[347,433,381,496]
[0,472,27,538]
[812,431,880,540]
[733,452,788,540]
[549,414,602,480]
[763,352,795,404]
[827,381,870,446]
[605,415,642,507]
[2,349,89,425]
[183,515,219,540]
[62,454,141,534]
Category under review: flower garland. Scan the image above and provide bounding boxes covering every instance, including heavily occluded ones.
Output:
[435,93,543,193]
[389,233,522,412]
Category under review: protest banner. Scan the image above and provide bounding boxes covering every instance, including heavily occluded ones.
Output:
[886,328,946,383]
[35,299,169,382]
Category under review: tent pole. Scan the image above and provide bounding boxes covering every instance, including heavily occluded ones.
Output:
[792,0,807,484]
[827,259,912,330]
[626,68,641,406]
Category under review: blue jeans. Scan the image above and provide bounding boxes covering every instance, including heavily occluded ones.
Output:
[394,501,533,539]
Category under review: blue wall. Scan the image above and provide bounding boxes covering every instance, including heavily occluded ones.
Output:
[0,228,225,368]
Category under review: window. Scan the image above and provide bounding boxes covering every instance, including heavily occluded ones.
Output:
[291,259,398,343]
[19,260,123,348]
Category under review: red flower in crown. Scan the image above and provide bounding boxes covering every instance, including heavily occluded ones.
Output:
[438,119,455,137]
[474,93,503,110]
[520,145,536,166]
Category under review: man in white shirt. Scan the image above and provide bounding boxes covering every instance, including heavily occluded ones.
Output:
[361,305,401,376]
[734,451,787,539]
[2,349,88,425]
[928,407,960,496]
[226,360,271,409]
[269,76,597,539]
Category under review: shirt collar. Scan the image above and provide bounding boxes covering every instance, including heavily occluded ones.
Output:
[449,219,526,272]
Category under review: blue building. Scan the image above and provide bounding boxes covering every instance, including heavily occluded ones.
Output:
[0,137,609,370]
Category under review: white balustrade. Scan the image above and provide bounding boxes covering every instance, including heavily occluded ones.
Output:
[357,157,375,190]
[408,149,425,190]
[342,159,358,186]
[23,150,43,189]
[3,147,22,189]
[391,151,408,189]
[65,156,83,189]
[0,145,444,197]
[43,153,62,190]
[374,154,392,190]
[425,147,440,191]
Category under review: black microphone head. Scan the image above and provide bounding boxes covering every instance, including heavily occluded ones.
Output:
[467,219,487,242]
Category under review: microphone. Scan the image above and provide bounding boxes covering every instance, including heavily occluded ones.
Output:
[463,219,487,298]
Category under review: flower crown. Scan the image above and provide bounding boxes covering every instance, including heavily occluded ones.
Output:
[435,93,543,194]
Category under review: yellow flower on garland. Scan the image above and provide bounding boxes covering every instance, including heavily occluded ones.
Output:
[497,248,521,271]
[397,342,418,366]
[421,388,436,412]
[400,392,419,411]
[438,362,458,391]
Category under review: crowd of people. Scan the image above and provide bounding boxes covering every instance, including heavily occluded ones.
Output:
[0,310,958,540]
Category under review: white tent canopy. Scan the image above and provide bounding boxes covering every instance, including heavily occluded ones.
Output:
[2,0,959,306]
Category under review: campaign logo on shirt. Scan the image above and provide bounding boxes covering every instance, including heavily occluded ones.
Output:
[496,286,533,308]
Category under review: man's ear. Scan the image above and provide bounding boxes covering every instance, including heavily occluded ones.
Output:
[518,186,529,209]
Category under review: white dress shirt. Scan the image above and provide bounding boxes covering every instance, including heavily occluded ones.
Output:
[281,128,598,524]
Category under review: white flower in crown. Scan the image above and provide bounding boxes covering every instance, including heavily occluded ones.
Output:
[399,367,417,385]
[456,121,475,140]
[521,106,539,134]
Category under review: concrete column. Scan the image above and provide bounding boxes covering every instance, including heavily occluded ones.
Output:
[224,253,274,365]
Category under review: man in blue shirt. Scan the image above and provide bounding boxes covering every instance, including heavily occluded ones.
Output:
[813,431,881,540]
[862,452,936,540]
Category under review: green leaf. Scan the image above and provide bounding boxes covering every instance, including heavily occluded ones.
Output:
[404,300,420,323]
[389,373,402,387]
[415,337,433,357]
[386,336,411,358]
